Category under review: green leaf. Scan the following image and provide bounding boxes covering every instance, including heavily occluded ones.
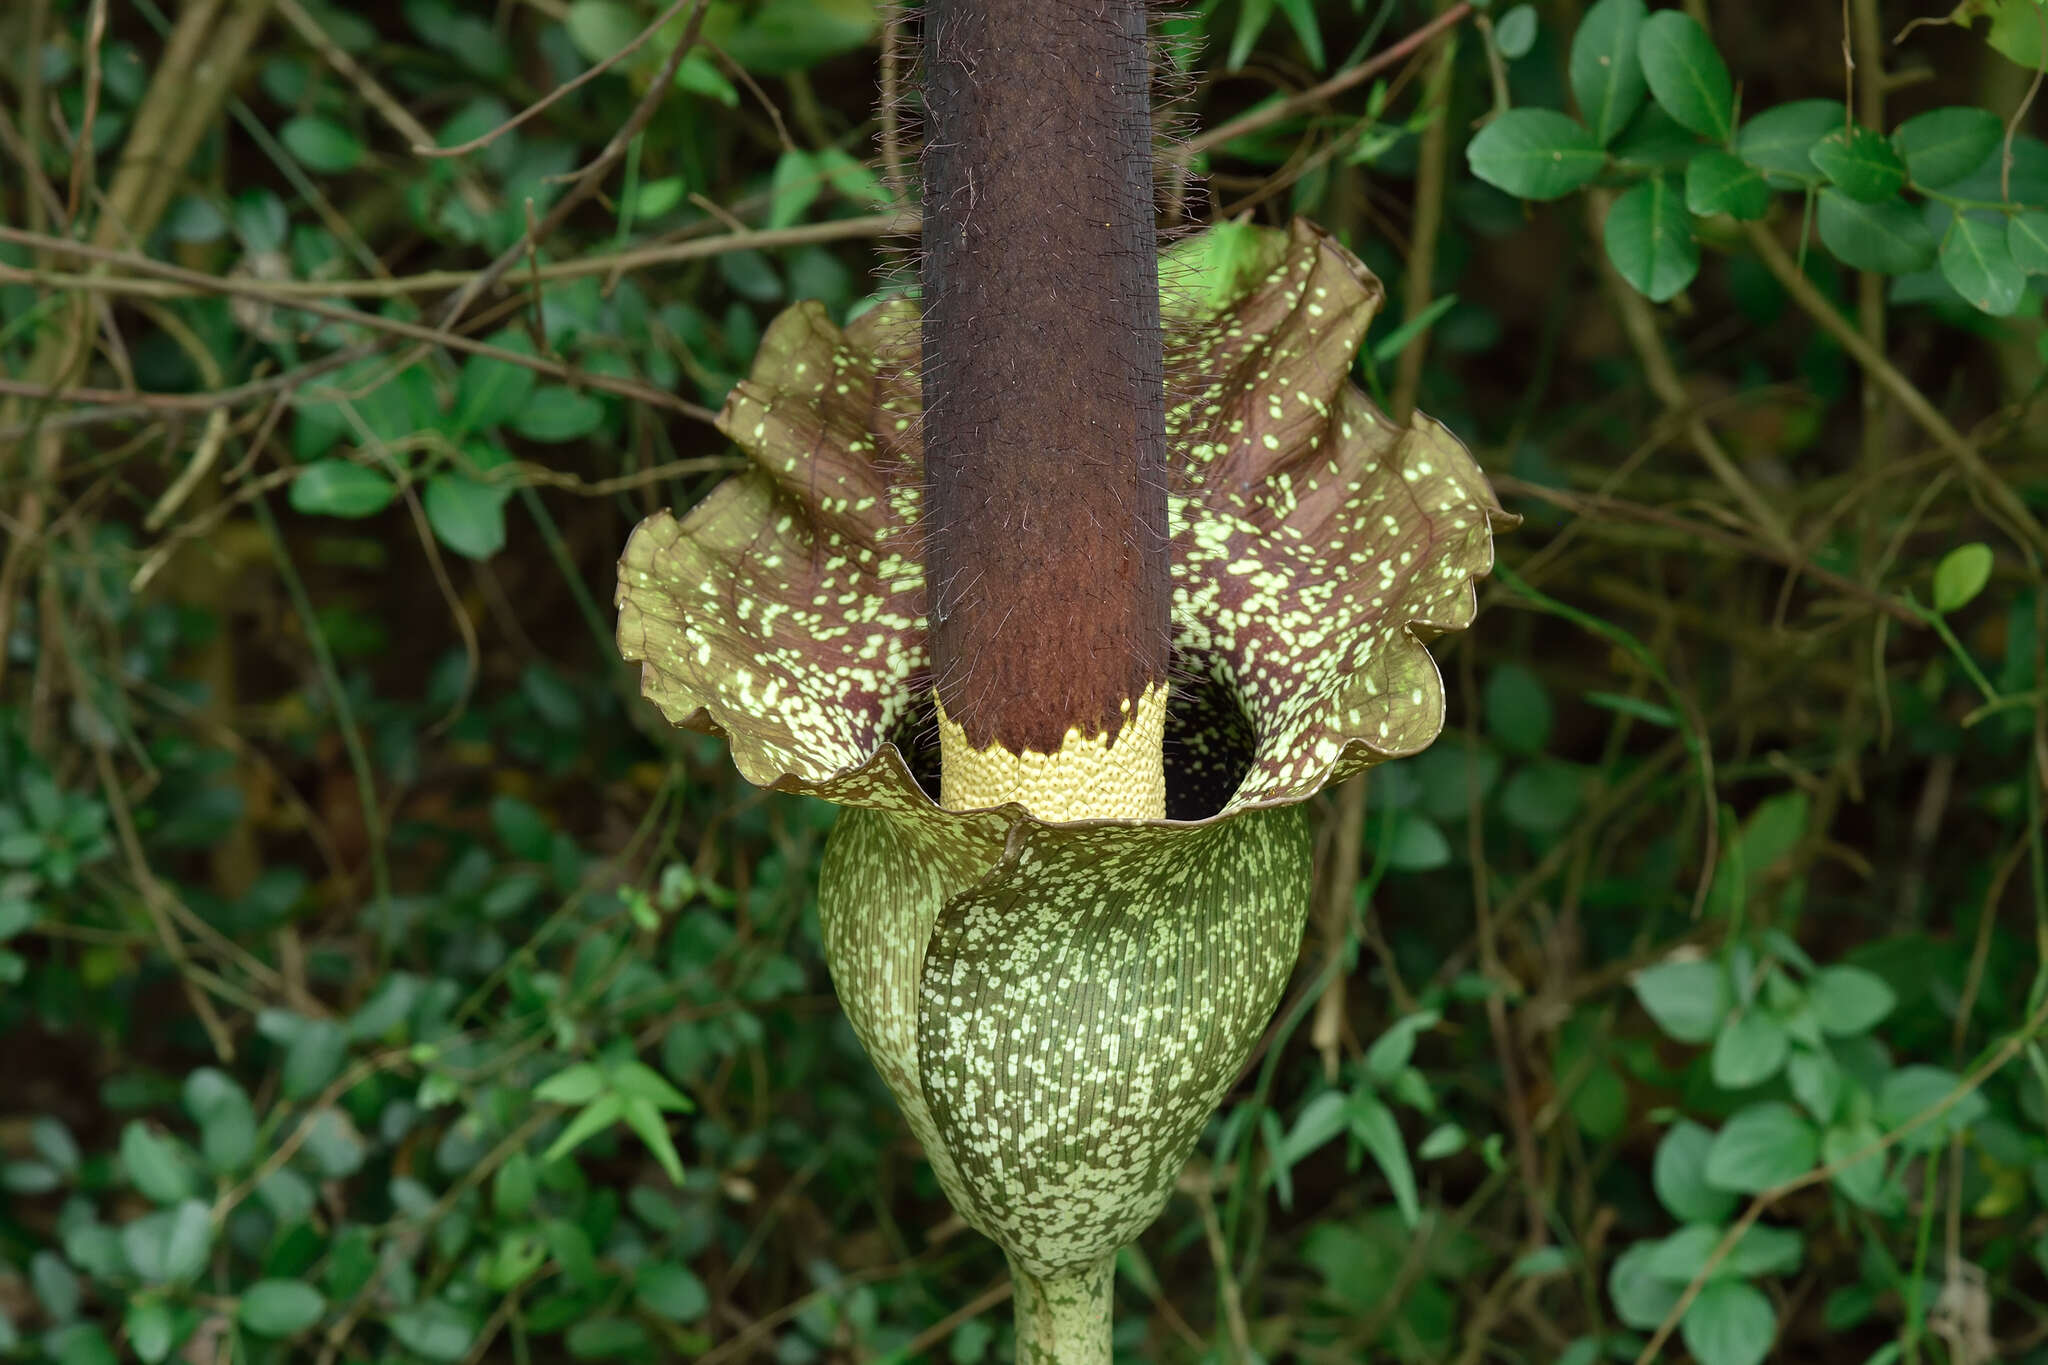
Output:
[1604,175,1699,301]
[289,460,398,519]
[633,175,687,218]
[1987,0,2048,70]
[1385,810,1452,871]
[1609,1241,1684,1330]
[1710,1009,1790,1089]
[454,338,538,433]
[1363,1010,1440,1084]
[611,1060,693,1112]
[1500,760,1581,831]
[719,0,877,74]
[1876,1065,1989,1151]
[619,1098,685,1182]
[1494,4,1538,60]
[1273,1094,1345,1175]
[1704,1102,1818,1193]
[1275,0,1327,69]
[1571,1063,1629,1140]
[635,1262,710,1322]
[674,52,739,105]
[1641,1224,1730,1284]
[1349,1093,1420,1228]
[1227,0,1274,70]
[386,1301,477,1362]
[1583,690,1678,726]
[2010,211,2048,272]
[566,1318,649,1359]
[44,1324,117,1365]
[1637,10,1734,142]
[1823,1120,1888,1208]
[1633,958,1729,1044]
[1515,1248,1580,1283]
[1418,1123,1466,1159]
[542,1093,623,1166]
[1654,1119,1738,1224]
[1484,662,1553,754]
[1940,213,2027,314]
[240,1281,326,1337]
[767,149,823,229]
[1736,99,1840,183]
[1943,131,2048,206]
[536,1062,606,1105]
[1808,124,1907,202]
[563,0,638,61]
[1681,1280,1777,1365]
[510,386,605,443]
[815,147,891,207]
[482,1230,548,1290]
[1685,149,1770,219]
[1612,102,1701,170]
[32,1251,81,1321]
[120,1122,195,1204]
[1933,542,1995,615]
[280,116,364,174]
[125,1301,175,1363]
[492,1152,537,1219]
[1787,1047,1844,1123]
[1893,106,2004,189]
[30,1118,78,1174]
[424,474,510,561]
[1815,190,1937,273]
[282,1018,346,1100]
[1725,1224,1804,1277]
[1570,0,1649,143]
[1806,965,1897,1034]
[1370,294,1459,364]
[122,1200,214,1284]
[186,1074,256,1173]
[1466,109,1608,201]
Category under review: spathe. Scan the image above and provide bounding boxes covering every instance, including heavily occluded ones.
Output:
[616,219,1511,1279]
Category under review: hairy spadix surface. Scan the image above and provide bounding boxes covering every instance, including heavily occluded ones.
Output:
[616,219,1508,1276]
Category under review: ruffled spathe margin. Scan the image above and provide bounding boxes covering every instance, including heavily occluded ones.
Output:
[614,218,1511,827]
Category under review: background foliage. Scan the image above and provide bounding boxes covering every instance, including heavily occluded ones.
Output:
[3,0,2048,1362]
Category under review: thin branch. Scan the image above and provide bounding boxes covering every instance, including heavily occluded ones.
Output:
[1187,3,1473,157]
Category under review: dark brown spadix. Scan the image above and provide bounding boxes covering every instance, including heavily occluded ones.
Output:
[919,0,1171,812]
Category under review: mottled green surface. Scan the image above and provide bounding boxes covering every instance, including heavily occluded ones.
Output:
[919,807,1311,1274]
[1010,1257,1115,1365]
[616,219,1506,1278]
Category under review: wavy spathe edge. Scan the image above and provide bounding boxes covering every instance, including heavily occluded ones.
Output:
[615,219,1515,830]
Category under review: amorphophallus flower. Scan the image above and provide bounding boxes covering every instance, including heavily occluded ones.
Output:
[616,216,1509,1358]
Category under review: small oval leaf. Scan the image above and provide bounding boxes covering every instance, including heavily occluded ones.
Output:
[1570,0,1648,144]
[1814,190,1937,274]
[1940,214,2027,314]
[1467,109,1608,201]
[1604,175,1699,301]
[1637,11,1734,142]
[279,116,364,174]
[1808,124,1907,203]
[1932,542,1994,613]
[1893,106,2003,189]
[1685,149,1770,219]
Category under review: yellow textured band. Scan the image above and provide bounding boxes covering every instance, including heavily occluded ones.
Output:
[936,684,1169,822]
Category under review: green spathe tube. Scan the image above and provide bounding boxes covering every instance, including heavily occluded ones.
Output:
[616,219,1511,1353]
